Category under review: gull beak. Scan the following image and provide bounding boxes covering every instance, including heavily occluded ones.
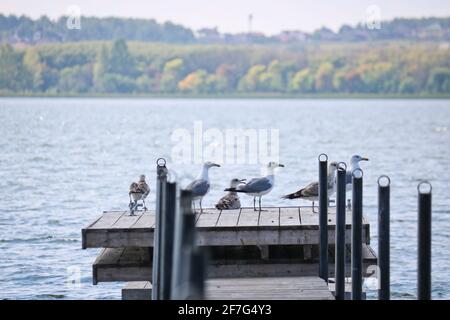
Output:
[361,157,369,161]
[239,179,247,183]
[278,164,285,167]
[213,163,221,167]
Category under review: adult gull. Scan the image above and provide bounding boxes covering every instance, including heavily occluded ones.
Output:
[186,161,220,212]
[225,162,284,211]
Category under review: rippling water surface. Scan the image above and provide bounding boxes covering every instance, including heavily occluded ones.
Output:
[0,98,449,299]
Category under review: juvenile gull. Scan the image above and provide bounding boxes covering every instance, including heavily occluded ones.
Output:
[215,178,246,210]
[129,174,150,213]
[186,161,220,213]
[282,162,338,213]
[225,162,284,212]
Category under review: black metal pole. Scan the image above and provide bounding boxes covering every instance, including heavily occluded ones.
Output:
[152,158,168,300]
[418,181,432,300]
[351,169,363,300]
[171,190,192,299]
[378,175,390,300]
[159,181,176,300]
[318,153,329,282]
[335,163,347,300]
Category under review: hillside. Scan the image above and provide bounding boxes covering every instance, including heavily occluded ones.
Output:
[1,40,449,95]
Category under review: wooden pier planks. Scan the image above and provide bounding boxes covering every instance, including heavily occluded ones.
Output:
[92,244,377,284]
[206,276,334,300]
[82,207,370,248]
[120,277,333,300]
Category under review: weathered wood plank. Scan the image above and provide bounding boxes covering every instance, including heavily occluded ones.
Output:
[130,213,155,229]
[216,209,241,227]
[111,214,141,229]
[196,212,221,227]
[237,210,259,227]
[258,208,280,227]
[279,207,301,226]
[122,282,152,300]
[206,276,334,300]
[89,211,126,229]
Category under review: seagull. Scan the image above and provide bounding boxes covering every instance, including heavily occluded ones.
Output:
[281,162,338,213]
[186,161,220,212]
[215,178,246,210]
[345,155,369,208]
[225,162,284,212]
[128,174,150,214]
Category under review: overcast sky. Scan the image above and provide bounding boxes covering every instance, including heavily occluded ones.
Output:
[1,0,450,34]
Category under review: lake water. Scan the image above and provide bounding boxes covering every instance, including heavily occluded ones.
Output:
[0,98,449,300]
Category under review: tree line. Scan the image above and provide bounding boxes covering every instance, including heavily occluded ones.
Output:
[1,14,449,45]
[1,40,449,95]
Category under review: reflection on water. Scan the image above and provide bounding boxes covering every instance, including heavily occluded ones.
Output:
[0,98,449,299]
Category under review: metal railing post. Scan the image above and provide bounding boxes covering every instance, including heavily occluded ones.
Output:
[335,162,347,300]
[318,153,329,282]
[378,175,390,300]
[418,181,432,300]
[351,169,363,300]
[159,181,176,300]
[151,158,168,300]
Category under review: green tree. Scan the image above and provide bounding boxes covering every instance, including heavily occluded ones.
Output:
[289,68,314,93]
[160,58,185,92]
[238,65,266,92]
[23,49,44,91]
[315,62,335,92]
[109,39,135,76]
[0,44,32,91]
[426,68,450,93]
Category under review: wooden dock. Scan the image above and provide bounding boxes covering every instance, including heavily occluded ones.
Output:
[82,206,376,299]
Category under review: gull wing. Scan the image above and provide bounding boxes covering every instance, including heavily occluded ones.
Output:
[239,177,272,193]
[186,179,210,197]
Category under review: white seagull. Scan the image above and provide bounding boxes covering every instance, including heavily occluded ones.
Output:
[186,161,220,212]
[215,178,246,210]
[225,162,284,211]
[281,162,338,213]
[345,155,369,208]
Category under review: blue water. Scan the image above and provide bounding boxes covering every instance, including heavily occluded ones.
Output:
[0,98,449,299]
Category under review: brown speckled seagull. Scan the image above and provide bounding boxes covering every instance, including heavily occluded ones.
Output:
[282,162,338,213]
[215,178,246,210]
[129,174,150,213]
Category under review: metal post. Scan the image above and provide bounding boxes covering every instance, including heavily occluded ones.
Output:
[378,175,390,300]
[335,162,347,300]
[171,190,192,299]
[418,181,432,300]
[151,158,168,300]
[318,153,329,282]
[159,181,176,300]
[187,247,206,300]
[351,169,363,300]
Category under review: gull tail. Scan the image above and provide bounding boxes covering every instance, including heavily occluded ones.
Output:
[224,188,247,193]
[281,190,302,200]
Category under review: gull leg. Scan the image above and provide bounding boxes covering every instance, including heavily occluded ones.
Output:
[312,201,317,213]
[258,196,267,212]
[253,197,257,211]
[200,198,203,213]
[143,199,147,211]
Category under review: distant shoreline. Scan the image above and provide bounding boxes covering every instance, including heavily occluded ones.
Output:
[1,93,450,99]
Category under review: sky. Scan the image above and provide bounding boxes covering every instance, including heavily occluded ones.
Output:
[1,0,450,35]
